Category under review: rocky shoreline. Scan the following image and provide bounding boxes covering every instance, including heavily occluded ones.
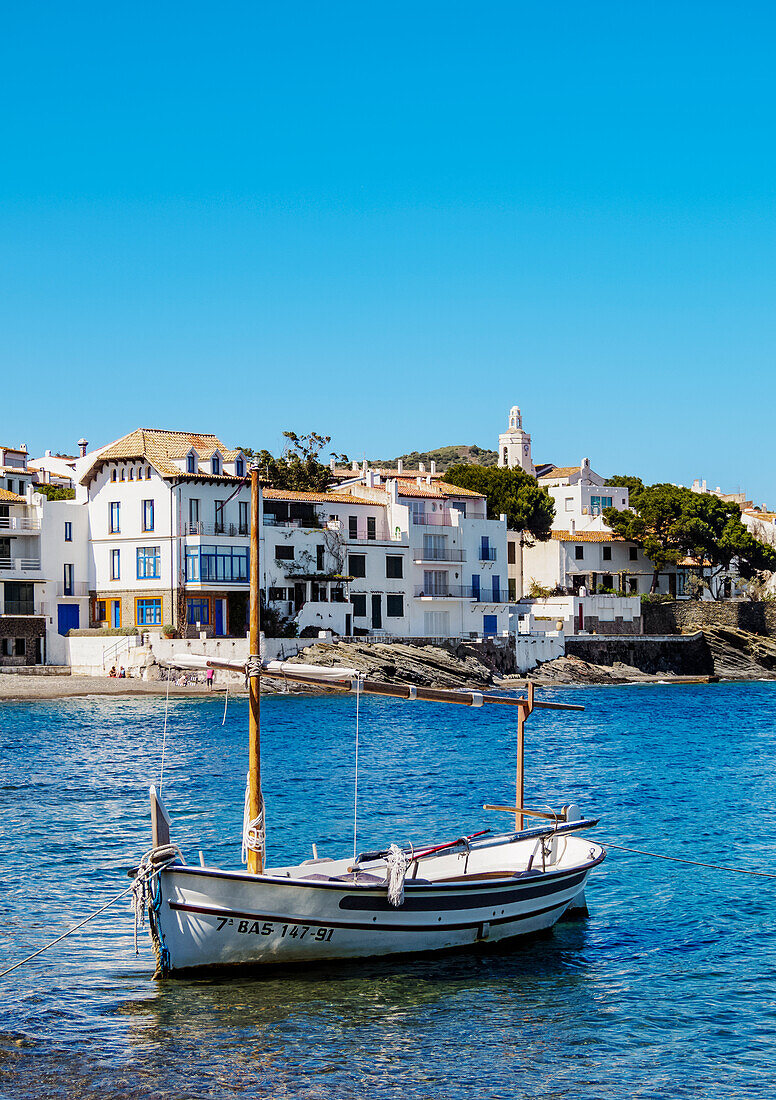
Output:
[3,627,776,702]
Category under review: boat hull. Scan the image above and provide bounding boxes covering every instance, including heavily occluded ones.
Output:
[149,847,604,975]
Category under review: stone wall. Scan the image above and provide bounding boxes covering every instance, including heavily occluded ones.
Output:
[642,600,776,637]
[0,615,46,666]
[565,632,713,676]
[582,615,641,636]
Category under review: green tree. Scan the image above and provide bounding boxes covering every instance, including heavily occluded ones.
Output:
[239,432,333,492]
[605,483,776,596]
[33,484,75,500]
[606,474,645,505]
[444,464,555,542]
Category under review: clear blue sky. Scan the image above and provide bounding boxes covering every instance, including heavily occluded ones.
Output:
[2,3,775,502]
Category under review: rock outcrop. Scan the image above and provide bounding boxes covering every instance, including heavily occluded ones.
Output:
[277,640,496,689]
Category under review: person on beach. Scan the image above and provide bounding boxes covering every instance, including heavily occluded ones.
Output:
[206,668,214,690]
[119,666,126,678]
[109,666,117,678]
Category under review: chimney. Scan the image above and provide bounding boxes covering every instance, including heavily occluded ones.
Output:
[419,462,426,472]
[570,519,576,534]
[351,459,359,471]
[45,449,52,457]
[78,438,88,457]
[19,443,28,453]
[397,458,404,474]
[430,460,436,474]
[329,457,335,471]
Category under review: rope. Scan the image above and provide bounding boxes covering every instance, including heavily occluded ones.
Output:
[222,681,229,726]
[353,677,361,863]
[0,851,178,979]
[159,668,171,795]
[607,842,776,879]
[242,773,265,865]
[385,843,410,907]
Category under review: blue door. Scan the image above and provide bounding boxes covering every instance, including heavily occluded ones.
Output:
[57,604,79,636]
[111,600,121,628]
[471,575,480,600]
[215,599,225,636]
[483,614,497,637]
[492,575,500,601]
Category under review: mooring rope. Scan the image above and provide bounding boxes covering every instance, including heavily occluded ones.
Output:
[353,677,361,864]
[0,852,179,979]
[607,842,776,879]
[159,670,171,795]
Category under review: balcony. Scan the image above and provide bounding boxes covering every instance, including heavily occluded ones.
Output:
[0,557,42,572]
[414,584,474,599]
[0,516,41,532]
[412,547,466,563]
[411,510,486,526]
[479,547,497,561]
[57,581,89,596]
[472,586,506,603]
[183,522,249,537]
[328,519,391,542]
[2,601,46,616]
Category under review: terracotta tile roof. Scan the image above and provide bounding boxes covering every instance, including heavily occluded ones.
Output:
[0,487,26,503]
[677,556,713,567]
[539,466,579,480]
[551,529,625,543]
[263,488,387,507]
[393,478,483,500]
[80,428,238,483]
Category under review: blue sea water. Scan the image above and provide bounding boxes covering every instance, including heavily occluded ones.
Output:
[1,683,776,1099]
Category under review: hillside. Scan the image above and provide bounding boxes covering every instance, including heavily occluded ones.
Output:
[371,444,499,472]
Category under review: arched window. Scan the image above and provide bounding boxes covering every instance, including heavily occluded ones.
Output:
[212,454,220,475]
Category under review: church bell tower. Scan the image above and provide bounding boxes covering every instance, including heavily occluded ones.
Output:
[498,405,534,475]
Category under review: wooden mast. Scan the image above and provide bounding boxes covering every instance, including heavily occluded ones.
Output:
[247,464,263,874]
[515,682,535,832]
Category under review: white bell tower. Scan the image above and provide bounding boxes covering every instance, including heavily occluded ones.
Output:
[498,405,534,475]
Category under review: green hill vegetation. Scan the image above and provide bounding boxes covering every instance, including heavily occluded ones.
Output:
[371,444,499,472]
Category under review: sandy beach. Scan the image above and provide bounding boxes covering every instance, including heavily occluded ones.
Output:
[0,673,236,702]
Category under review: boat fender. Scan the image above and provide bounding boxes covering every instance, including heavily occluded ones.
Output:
[407,687,417,700]
[470,692,483,707]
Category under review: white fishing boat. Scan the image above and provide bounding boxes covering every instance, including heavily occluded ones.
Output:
[133,466,605,977]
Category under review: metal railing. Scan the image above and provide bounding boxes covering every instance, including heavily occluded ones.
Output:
[479,547,497,561]
[326,519,391,542]
[0,516,41,531]
[414,584,474,599]
[183,522,250,537]
[412,546,466,561]
[56,581,89,596]
[411,510,487,526]
[2,601,41,616]
[473,587,506,603]
[0,557,42,571]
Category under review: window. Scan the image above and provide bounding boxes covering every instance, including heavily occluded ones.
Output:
[352,593,367,618]
[349,516,358,540]
[142,499,154,532]
[189,498,200,530]
[386,594,404,617]
[63,563,73,596]
[492,576,501,601]
[349,554,366,578]
[575,545,584,560]
[136,598,162,626]
[565,498,573,511]
[185,546,248,582]
[239,501,249,534]
[111,468,117,482]
[64,522,72,542]
[185,546,199,581]
[94,599,107,623]
[268,587,287,602]
[120,468,125,481]
[146,466,152,480]
[129,467,134,480]
[316,544,325,571]
[628,577,638,594]
[508,578,517,601]
[109,502,120,533]
[602,545,612,561]
[590,495,613,516]
[275,545,294,561]
[187,453,196,474]
[215,501,225,533]
[137,546,161,579]
[629,546,638,561]
[212,454,220,475]
[187,598,210,625]
[111,549,120,580]
[508,541,516,565]
[236,457,244,477]
[367,517,376,540]
[386,555,403,578]
[603,574,613,588]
